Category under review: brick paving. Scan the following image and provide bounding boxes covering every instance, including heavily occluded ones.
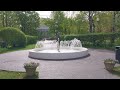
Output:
[0,49,120,79]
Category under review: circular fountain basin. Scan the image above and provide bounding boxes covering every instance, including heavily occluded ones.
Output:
[28,47,89,60]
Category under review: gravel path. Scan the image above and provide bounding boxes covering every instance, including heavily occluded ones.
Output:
[0,49,120,79]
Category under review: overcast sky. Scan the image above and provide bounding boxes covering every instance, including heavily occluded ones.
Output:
[36,11,79,18]
[36,11,51,18]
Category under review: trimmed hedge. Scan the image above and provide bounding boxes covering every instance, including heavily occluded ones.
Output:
[62,32,120,48]
[26,35,38,45]
[0,27,26,48]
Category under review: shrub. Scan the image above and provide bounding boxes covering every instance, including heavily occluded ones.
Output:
[26,35,38,45]
[62,32,120,48]
[0,27,26,47]
[0,41,7,48]
[115,38,120,46]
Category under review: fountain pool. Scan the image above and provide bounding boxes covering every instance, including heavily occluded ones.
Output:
[28,38,89,60]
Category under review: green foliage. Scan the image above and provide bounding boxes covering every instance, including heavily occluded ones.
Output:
[115,38,120,46]
[110,66,120,77]
[26,35,38,45]
[63,32,120,48]
[0,70,38,79]
[0,70,26,79]
[0,11,20,28]
[1,11,120,50]
[0,44,35,54]
[16,11,40,36]
[94,11,113,33]
[51,11,65,35]
[0,27,26,47]
[0,11,40,36]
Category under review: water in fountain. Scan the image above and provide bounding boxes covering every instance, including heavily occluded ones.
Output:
[35,41,43,48]
[29,38,88,60]
[35,39,57,51]
[35,38,82,51]
[60,38,82,49]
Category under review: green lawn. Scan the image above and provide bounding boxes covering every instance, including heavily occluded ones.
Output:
[0,70,39,79]
[0,44,35,54]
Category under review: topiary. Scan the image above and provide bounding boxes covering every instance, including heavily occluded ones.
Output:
[0,27,26,47]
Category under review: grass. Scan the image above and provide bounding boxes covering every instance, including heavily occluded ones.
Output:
[0,70,39,79]
[109,66,120,77]
[0,44,35,54]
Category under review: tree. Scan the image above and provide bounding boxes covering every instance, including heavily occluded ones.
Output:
[111,11,120,43]
[83,11,98,33]
[75,11,89,34]
[93,11,113,33]
[112,11,117,32]
[0,11,20,28]
[111,11,120,32]
[51,11,65,35]
[35,11,120,36]
[16,11,40,36]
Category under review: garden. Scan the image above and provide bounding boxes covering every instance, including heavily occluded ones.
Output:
[0,11,120,79]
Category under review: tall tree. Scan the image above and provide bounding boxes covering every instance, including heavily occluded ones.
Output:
[0,11,20,28]
[75,11,88,34]
[88,11,95,33]
[83,11,98,33]
[114,11,120,32]
[94,11,113,33]
[16,11,40,36]
[111,11,120,32]
[51,11,65,35]
[112,11,116,32]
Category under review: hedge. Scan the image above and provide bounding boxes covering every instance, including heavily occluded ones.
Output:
[26,35,38,45]
[0,27,26,48]
[62,32,120,47]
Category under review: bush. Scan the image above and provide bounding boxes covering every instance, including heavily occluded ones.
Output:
[0,41,7,48]
[26,35,38,45]
[115,38,120,46]
[0,27,26,48]
[62,32,120,48]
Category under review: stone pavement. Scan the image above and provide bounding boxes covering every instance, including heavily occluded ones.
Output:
[0,49,120,79]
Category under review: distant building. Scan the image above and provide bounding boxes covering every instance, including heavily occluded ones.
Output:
[36,25,49,39]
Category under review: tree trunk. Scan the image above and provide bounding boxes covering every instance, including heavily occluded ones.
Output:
[88,11,95,33]
[5,12,8,27]
[112,11,116,32]
[88,11,93,33]
[92,19,95,32]
[111,11,116,44]
[2,12,5,27]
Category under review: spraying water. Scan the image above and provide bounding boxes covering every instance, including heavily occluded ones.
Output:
[35,38,82,52]
[29,38,88,60]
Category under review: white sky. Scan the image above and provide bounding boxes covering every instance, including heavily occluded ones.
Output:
[36,11,79,18]
[36,11,51,18]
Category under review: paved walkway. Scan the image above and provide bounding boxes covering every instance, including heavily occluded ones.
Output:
[0,48,120,79]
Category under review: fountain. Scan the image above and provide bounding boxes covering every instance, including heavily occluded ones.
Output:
[29,22,88,60]
[28,38,89,60]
